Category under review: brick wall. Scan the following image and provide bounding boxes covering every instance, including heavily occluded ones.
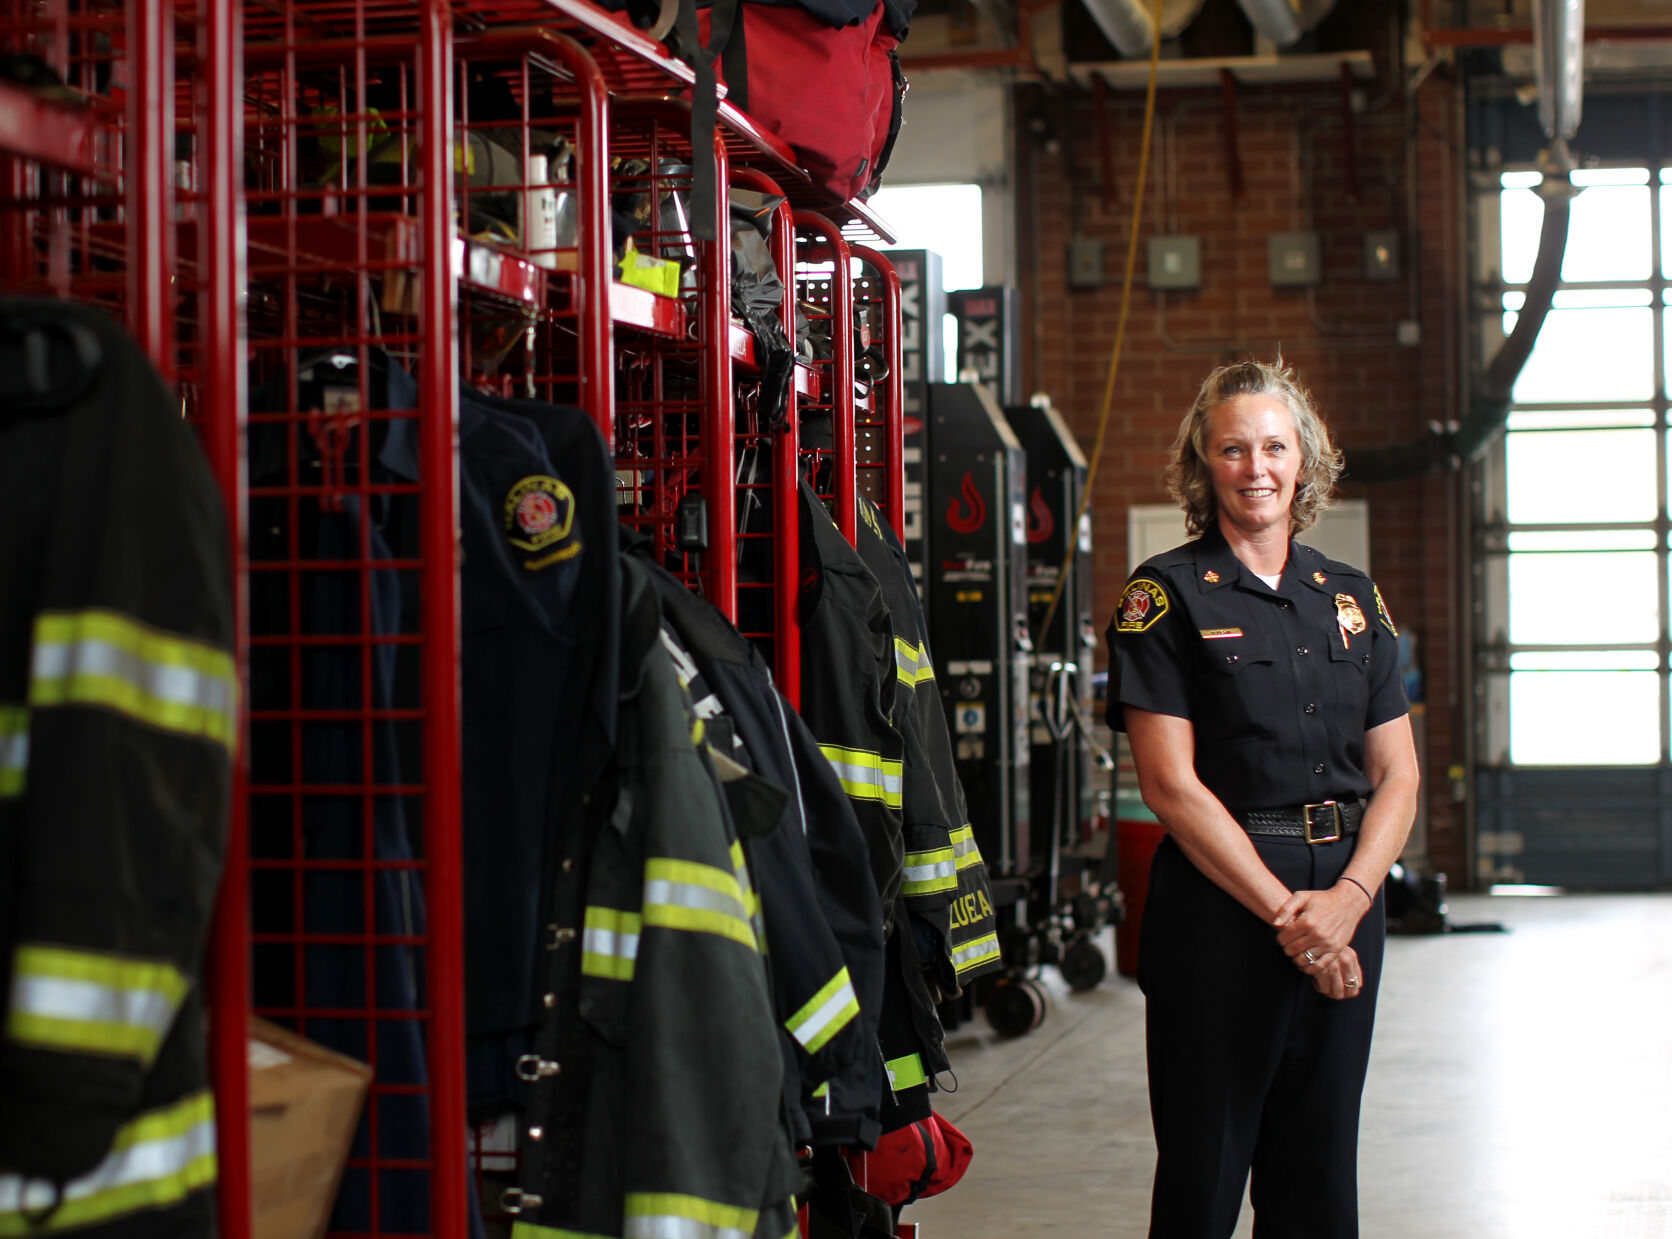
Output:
[1016,73,1470,881]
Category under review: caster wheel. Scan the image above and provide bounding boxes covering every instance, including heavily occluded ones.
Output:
[984,976,1047,1037]
[1060,937,1108,992]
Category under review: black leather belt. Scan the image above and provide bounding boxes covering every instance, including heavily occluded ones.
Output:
[1235,800,1364,844]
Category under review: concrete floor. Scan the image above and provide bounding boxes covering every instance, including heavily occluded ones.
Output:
[908,893,1672,1238]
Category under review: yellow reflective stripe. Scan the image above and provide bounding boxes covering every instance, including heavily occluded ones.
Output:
[819,745,903,809]
[786,967,860,1055]
[884,1053,926,1092]
[811,1080,829,1099]
[581,907,641,981]
[0,1090,215,1235]
[511,1225,615,1239]
[624,1192,757,1239]
[950,824,984,871]
[901,846,958,896]
[6,946,190,1064]
[643,859,758,952]
[692,716,706,746]
[893,638,935,686]
[0,705,25,799]
[729,841,762,924]
[30,610,237,752]
[952,931,1003,978]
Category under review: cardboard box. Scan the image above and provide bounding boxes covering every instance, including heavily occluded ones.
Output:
[249,1019,374,1239]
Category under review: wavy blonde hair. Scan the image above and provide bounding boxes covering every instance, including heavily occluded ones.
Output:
[1163,358,1343,537]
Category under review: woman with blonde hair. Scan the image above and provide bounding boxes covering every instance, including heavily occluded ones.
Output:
[1105,358,1419,1238]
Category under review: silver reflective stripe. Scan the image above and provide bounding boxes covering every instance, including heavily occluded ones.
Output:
[643,878,748,924]
[952,932,1003,976]
[11,974,178,1048]
[0,706,25,798]
[33,641,235,720]
[879,762,903,800]
[625,1220,750,1239]
[788,968,859,1054]
[623,1193,755,1239]
[902,856,957,885]
[950,825,983,869]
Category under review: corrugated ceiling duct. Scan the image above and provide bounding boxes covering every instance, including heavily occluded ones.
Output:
[1234,0,1337,46]
[1078,0,1205,58]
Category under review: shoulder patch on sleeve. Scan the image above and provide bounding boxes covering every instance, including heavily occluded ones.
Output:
[1116,578,1171,633]
[1373,583,1398,636]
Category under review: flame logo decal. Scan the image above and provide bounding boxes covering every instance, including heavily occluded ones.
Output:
[945,471,987,535]
[1027,487,1054,544]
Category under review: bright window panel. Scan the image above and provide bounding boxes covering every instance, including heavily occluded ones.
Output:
[1552,288,1653,309]
[1504,307,1653,403]
[1562,181,1652,282]
[1507,529,1657,552]
[1511,650,1659,671]
[1507,551,1658,644]
[1661,182,1672,278]
[1504,428,1656,523]
[1500,179,1544,284]
[1508,670,1660,764]
[1505,407,1653,431]
[871,184,983,292]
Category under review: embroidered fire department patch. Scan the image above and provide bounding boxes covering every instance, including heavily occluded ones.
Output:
[1117,578,1169,633]
[1334,593,1368,636]
[504,474,579,567]
[1373,583,1398,636]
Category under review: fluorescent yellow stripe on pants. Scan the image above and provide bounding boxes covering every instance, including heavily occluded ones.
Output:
[0,1090,215,1235]
[643,858,758,951]
[6,945,190,1065]
[0,705,26,799]
[30,610,237,752]
[624,1192,758,1239]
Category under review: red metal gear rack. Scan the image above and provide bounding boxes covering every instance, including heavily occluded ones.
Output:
[850,245,906,540]
[237,8,470,1239]
[795,211,858,543]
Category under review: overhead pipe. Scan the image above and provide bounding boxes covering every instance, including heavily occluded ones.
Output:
[1079,0,1204,58]
[1533,0,1585,143]
[1235,0,1337,47]
[1343,173,1574,482]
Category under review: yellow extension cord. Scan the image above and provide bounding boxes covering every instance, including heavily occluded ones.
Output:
[1032,0,1164,649]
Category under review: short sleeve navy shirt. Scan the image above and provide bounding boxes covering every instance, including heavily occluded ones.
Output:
[1104,525,1409,812]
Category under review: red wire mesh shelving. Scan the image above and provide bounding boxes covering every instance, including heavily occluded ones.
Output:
[2,2,907,1236]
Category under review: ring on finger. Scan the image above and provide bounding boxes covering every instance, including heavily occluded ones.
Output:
[1303,949,1318,965]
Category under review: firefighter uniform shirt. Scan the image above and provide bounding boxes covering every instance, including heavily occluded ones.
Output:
[1105,524,1408,810]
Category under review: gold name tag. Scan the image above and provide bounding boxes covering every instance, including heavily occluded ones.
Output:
[1199,628,1243,639]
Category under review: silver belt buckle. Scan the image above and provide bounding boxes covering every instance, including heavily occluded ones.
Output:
[1302,801,1341,844]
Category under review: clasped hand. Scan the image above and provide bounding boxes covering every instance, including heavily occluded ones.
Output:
[1272,886,1366,1000]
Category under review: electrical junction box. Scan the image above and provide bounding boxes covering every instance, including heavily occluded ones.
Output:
[1068,236,1105,288]
[1146,235,1201,290]
[1267,231,1321,287]
[1364,229,1400,281]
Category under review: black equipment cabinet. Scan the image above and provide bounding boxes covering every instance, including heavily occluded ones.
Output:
[1006,396,1098,872]
[925,380,1032,878]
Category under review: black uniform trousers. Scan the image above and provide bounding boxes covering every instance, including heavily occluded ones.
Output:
[1138,832,1385,1239]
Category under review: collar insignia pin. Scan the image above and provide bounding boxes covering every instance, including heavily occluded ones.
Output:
[1313,571,1327,585]
[1203,570,1219,583]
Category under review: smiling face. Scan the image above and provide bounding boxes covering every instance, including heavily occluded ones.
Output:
[1202,393,1302,540]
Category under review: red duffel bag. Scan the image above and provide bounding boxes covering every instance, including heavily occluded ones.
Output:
[841,1111,975,1207]
[698,0,907,202]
